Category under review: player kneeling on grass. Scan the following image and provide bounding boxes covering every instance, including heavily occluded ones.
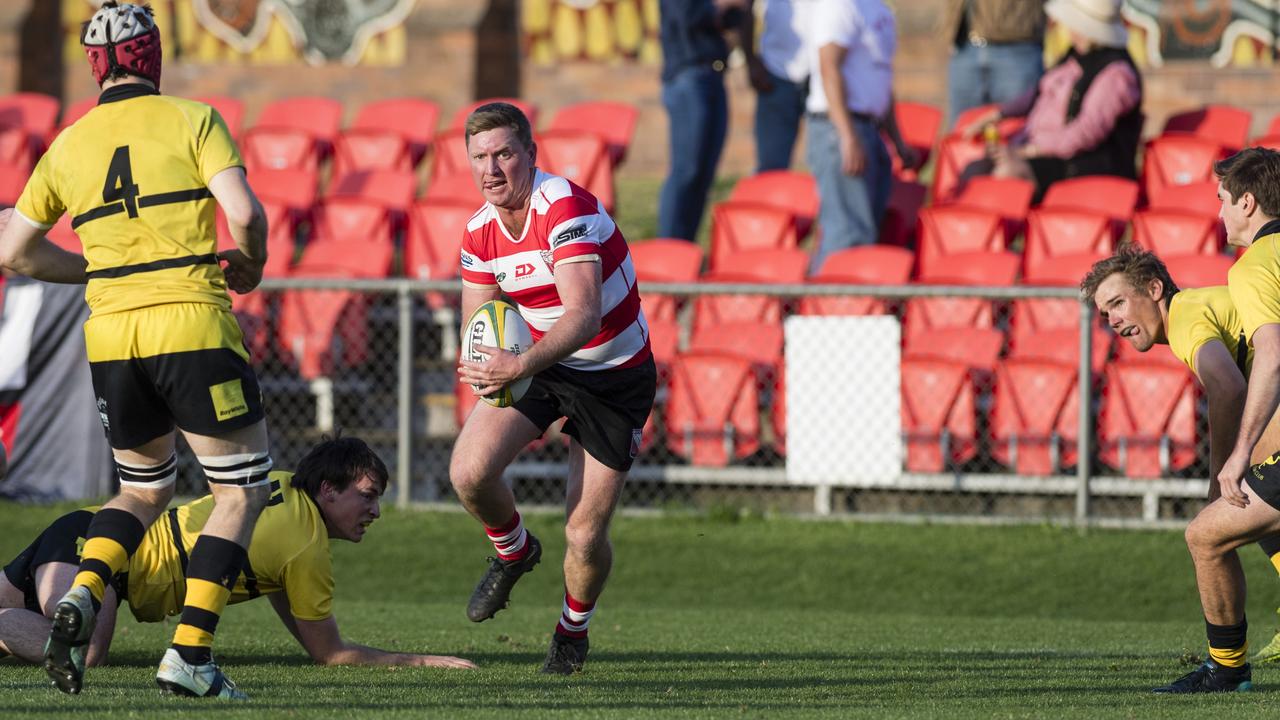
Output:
[0,436,476,677]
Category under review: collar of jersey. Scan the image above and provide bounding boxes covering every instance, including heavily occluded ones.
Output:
[494,168,545,245]
[98,82,160,105]
[1255,218,1280,244]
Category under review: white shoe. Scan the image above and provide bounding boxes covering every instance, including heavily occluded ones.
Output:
[155,648,248,700]
[44,585,97,695]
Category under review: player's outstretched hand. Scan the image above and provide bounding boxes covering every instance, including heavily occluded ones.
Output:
[413,655,478,669]
[218,249,265,294]
[458,344,524,396]
[1217,450,1251,509]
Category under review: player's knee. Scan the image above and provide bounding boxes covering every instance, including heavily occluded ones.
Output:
[116,454,178,509]
[1185,516,1223,557]
[449,454,493,495]
[564,522,609,560]
[120,481,174,511]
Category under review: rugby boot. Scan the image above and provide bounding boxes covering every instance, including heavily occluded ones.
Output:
[541,632,589,675]
[43,585,96,695]
[155,648,249,700]
[466,532,542,622]
[1153,660,1252,693]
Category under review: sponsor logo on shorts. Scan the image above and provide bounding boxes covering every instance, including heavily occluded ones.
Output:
[97,397,110,432]
[553,224,588,247]
[209,379,249,421]
[630,428,643,458]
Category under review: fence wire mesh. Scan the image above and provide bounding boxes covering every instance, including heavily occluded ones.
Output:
[164,277,1214,527]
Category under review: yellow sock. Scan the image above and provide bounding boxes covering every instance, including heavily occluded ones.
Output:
[73,536,129,604]
[171,578,232,650]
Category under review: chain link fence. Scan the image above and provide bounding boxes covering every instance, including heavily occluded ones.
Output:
[167,277,1215,528]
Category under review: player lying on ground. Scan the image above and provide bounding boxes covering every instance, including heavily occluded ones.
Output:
[1082,246,1280,670]
[0,436,475,675]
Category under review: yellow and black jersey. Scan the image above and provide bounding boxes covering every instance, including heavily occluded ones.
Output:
[1228,221,1280,345]
[126,471,334,623]
[14,85,242,317]
[1168,286,1252,379]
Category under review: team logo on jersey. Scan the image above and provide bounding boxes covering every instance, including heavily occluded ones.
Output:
[553,224,588,248]
[96,397,110,432]
[496,272,507,282]
[515,263,536,278]
[540,250,556,272]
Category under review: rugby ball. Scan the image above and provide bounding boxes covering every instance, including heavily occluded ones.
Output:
[463,300,534,407]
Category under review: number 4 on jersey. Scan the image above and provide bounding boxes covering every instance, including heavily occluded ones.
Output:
[103,146,140,218]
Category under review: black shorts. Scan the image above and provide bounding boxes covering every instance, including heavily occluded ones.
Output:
[1250,453,1280,512]
[2,509,105,613]
[514,356,657,472]
[85,304,265,450]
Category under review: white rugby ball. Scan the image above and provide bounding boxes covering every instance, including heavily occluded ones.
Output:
[463,300,534,407]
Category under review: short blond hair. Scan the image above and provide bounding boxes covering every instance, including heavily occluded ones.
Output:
[464,102,533,150]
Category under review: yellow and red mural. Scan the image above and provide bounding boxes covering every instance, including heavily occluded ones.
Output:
[523,0,661,66]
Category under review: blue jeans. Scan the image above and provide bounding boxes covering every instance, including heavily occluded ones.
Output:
[658,66,728,241]
[754,69,808,172]
[946,42,1044,129]
[805,115,891,273]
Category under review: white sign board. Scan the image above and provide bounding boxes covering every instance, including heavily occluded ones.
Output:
[784,315,902,485]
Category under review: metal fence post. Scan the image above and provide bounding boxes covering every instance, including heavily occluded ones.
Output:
[397,283,412,509]
[1075,298,1094,525]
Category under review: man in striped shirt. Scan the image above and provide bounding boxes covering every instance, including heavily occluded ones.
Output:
[451,103,656,675]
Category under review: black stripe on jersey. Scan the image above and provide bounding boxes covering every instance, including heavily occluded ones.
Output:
[71,202,124,229]
[86,253,219,280]
[72,187,213,230]
[241,563,262,599]
[167,508,190,574]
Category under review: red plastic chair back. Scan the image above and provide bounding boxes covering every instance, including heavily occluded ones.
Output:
[242,127,321,173]
[539,129,614,213]
[327,169,417,212]
[430,127,471,183]
[250,167,318,212]
[333,128,415,176]
[887,101,942,179]
[1040,175,1139,227]
[1166,254,1232,288]
[424,169,483,204]
[664,351,760,466]
[708,202,800,272]
[255,97,343,145]
[950,175,1035,238]
[1145,180,1221,219]
[0,93,59,135]
[352,98,439,165]
[1131,208,1220,257]
[0,162,26,206]
[800,245,914,317]
[728,170,820,239]
[1162,105,1252,153]
[404,198,475,280]
[546,101,639,167]
[930,135,986,203]
[194,95,245,138]
[991,359,1080,475]
[277,268,368,379]
[1023,208,1115,279]
[916,205,1005,277]
[1142,135,1224,198]
[900,358,977,472]
[1099,360,1198,477]
[904,327,1004,372]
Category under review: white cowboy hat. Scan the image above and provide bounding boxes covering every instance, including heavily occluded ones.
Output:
[1045,0,1128,48]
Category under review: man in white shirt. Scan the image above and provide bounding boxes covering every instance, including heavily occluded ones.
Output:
[805,0,904,272]
[751,0,818,171]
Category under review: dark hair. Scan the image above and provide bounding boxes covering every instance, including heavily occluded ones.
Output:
[1079,244,1179,303]
[464,102,534,151]
[1213,147,1280,218]
[80,1,156,84]
[291,434,389,500]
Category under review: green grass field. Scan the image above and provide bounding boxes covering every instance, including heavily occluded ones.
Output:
[5,503,1280,717]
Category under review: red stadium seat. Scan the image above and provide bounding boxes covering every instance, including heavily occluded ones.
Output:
[404,198,473,311]
[693,249,807,331]
[326,169,417,212]
[905,327,1004,372]
[0,162,26,206]
[48,97,97,147]
[1131,208,1220,257]
[242,127,322,173]
[900,358,977,472]
[887,101,942,180]
[45,215,79,252]
[647,317,681,369]
[930,135,986,204]
[0,93,60,136]
[707,201,800,272]
[216,201,295,280]
[948,175,1035,241]
[1146,180,1222,223]
[1166,253,1233,288]
[632,238,704,324]
[1008,327,1110,372]
[305,198,395,276]
[538,129,615,213]
[990,359,1080,475]
[799,245,914,317]
[689,321,783,368]
[665,350,760,466]
[1039,175,1140,229]
[880,178,927,247]
[546,100,639,167]
[351,97,439,166]
[1141,134,1224,200]
[1254,134,1280,152]
[1009,271,1112,371]
[333,128,415,177]
[448,98,539,130]
[276,267,371,380]
[429,128,470,183]
[916,205,1005,277]
[250,167,319,212]
[423,170,482,204]
[254,97,343,147]
[1022,208,1115,279]
[1099,360,1198,478]
[194,95,245,138]
[904,251,1019,363]
[1162,105,1252,153]
[727,170,819,240]
[0,126,39,173]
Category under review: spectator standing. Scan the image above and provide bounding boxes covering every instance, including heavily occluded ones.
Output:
[960,0,1141,201]
[942,0,1046,129]
[752,0,819,172]
[805,0,907,272]
[657,0,753,241]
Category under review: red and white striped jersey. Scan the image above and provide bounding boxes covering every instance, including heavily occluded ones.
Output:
[460,169,650,372]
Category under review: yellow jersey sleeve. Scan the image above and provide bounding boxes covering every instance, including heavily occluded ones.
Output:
[1229,235,1280,342]
[195,107,243,186]
[14,141,67,229]
[280,541,335,621]
[1168,288,1246,377]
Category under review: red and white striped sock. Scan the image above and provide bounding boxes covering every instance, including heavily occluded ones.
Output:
[555,592,595,638]
[485,511,529,561]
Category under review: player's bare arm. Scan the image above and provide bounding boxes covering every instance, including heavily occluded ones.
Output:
[0,208,89,284]
[208,167,268,294]
[1221,324,1280,507]
[265,591,475,669]
[1195,340,1248,498]
[459,260,602,396]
